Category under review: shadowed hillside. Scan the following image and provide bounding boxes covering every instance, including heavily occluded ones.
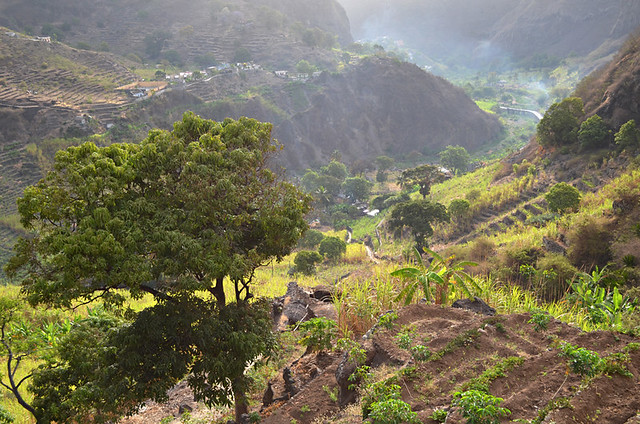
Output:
[577,31,640,128]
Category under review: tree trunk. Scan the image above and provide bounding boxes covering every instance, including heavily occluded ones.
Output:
[233,379,249,422]
[212,277,226,309]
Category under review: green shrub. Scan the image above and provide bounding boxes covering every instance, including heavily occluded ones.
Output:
[528,310,550,331]
[318,236,347,261]
[536,254,577,301]
[410,344,432,361]
[430,408,448,422]
[578,115,610,149]
[566,216,613,270]
[559,342,602,377]
[368,398,418,424]
[297,229,325,249]
[545,182,581,213]
[449,198,471,220]
[293,251,323,275]
[623,255,637,267]
[297,317,336,352]
[452,390,510,424]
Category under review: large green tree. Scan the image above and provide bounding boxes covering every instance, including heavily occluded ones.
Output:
[5,113,312,422]
[388,200,449,250]
[577,114,609,149]
[615,119,640,149]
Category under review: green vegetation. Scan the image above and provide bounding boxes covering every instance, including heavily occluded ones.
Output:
[439,145,471,175]
[297,318,337,352]
[537,97,584,147]
[3,113,311,423]
[452,390,510,424]
[545,182,581,213]
[293,251,323,275]
[318,236,347,261]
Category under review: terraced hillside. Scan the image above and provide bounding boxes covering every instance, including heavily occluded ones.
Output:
[0,0,351,69]
[0,30,136,110]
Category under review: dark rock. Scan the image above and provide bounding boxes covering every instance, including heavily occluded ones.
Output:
[542,236,566,255]
[283,366,298,398]
[335,339,377,407]
[178,404,193,415]
[513,210,527,222]
[452,297,496,316]
[261,381,274,409]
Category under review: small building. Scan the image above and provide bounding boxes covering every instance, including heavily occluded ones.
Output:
[116,81,168,98]
[35,36,51,42]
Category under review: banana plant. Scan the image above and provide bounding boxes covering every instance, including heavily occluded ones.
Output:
[391,247,479,305]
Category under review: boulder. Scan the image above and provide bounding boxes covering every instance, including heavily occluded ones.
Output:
[542,236,566,255]
[451,297,496,316]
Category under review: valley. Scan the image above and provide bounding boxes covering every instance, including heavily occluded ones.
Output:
[0,1,639,423]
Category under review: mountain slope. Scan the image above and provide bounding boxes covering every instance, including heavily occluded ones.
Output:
[132,56,502,171]
[340,0,640,70]
[0,0,352,68]
[577,31,640,127]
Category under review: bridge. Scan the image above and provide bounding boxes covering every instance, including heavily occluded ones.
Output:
[499,106,543,122]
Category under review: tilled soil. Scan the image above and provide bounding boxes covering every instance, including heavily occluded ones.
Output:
[126,304,640,423]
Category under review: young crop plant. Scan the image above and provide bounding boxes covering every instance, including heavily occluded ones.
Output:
[367,398,419,424]
[410,344,432,362]
[360,378,418,424]
[452,390,510,424]
[378,311,398,329]
[559,342,602,377]
[458,356,524,393]
[528,310,551,331]
[430,408,448,422]
[297,317,337,352]
[395,325,416,350]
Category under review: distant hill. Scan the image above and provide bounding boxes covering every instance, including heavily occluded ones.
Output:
[125,57,503,171]
[0,0,352,68]
[577,31,640,128]
[340,0,640,71]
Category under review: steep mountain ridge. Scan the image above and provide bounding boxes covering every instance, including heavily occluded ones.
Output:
[577,31,640,127]
[340,0,640,71]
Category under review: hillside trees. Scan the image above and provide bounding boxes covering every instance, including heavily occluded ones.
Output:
[4,112,312,422]
[578,114,609,149]
[545,182,581,213]
[399,165,447,199]
[615,119,640,149]
[537,97,584,147]
[439,145,470,175]
[388,200,449,250]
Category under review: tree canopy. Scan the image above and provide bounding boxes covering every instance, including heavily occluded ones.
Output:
[537,97,584,147]
[5,112,312,422]
[439,145,470,175]
[578,114,609,149]
[615,119,640,149]
[399,164,447,199]
[388,200,449,250]
[545,182,581,213]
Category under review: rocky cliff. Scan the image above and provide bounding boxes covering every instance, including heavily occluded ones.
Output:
[577,31,640,127]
